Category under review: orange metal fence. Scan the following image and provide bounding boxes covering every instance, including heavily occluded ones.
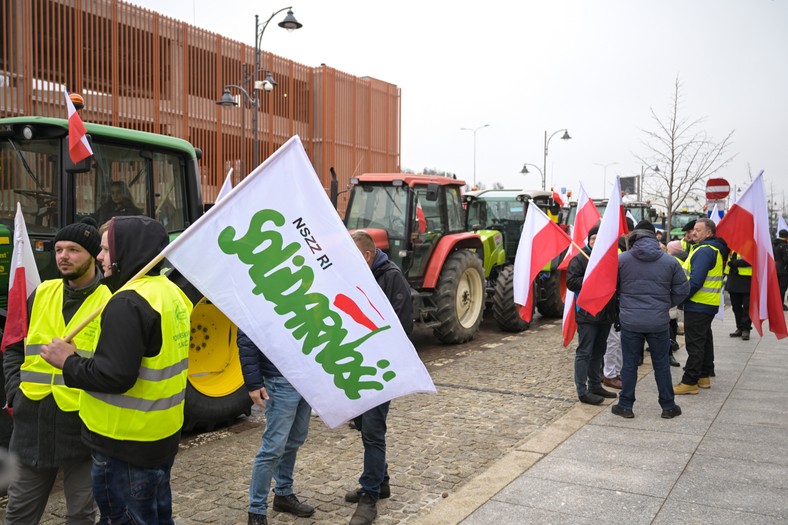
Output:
[0,0,401,211]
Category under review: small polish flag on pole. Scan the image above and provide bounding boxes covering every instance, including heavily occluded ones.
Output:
[63,87,93,164]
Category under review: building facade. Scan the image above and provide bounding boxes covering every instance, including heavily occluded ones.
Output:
[0,0,401,210]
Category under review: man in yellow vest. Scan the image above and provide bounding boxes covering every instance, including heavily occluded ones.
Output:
[726,252,752,340]
[3,218,110,524]
[40,216,193,524]
[674,218,729,395]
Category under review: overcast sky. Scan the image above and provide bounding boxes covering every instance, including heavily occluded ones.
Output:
[129,0,788,208]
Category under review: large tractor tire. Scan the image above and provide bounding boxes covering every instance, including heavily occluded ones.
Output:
[536,270,564,318]
[183,301,252,432]
[492,265,530,332]
[433,250,485,344]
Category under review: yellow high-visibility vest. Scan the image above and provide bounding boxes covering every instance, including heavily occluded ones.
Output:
[79,276,193,441]
[683,244,724,306]
[21,279,111,411]
[726,252,753,277]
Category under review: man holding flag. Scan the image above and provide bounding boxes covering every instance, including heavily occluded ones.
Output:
[674,218,730,394]
[566,226,618,405]
[3,218,109,525]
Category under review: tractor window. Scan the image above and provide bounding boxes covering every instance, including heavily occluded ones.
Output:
[445,186,464,232]
[0,137,61,234]
[345,184,408,236]
[414,187,444,233]
[152,152,187,231]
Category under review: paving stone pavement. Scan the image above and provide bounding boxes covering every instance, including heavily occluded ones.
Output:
[0,317,599,524]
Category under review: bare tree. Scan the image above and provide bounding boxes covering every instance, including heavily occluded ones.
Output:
[638,76,736,233]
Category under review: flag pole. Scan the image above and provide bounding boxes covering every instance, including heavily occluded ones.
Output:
[62,253,167,342]
[571,240,591,259]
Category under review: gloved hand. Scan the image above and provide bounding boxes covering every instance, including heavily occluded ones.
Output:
[614,321,621,332]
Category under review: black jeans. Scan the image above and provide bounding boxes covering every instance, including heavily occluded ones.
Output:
[681,310,715,385]
[729,292,752,331]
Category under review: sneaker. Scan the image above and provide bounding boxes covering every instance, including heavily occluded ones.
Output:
[349,493,377,525]
[698,377,711,389]
[729,329,742,337]
[661,405,682,419]
[673,382,699,395]
[669,354,681,367]
[273,494,315,517]
[741,330,750,341]
[345,480,390,503]
[611,404,634,418]
[590,387,617,399]
[579,393,604,405]
[248,513,268,525]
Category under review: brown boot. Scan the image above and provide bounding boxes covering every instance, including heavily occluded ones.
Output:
[349,493,377,525]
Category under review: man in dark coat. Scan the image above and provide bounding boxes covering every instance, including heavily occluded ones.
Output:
[611,221,689,419]
[347,230,413,525]
[772,229,788,310]
[726,252,753,340]
[566,226,618,405]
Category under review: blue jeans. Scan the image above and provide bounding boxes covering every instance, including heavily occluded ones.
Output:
[620,328,676,410]
[352,401,390,502]
[249,376,311,515]
[91,452,174,525]
[575,323,611,397]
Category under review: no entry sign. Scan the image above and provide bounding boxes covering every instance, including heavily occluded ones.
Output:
[705,178,730,200]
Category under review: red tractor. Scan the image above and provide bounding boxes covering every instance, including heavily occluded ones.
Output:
[343,174,485,344]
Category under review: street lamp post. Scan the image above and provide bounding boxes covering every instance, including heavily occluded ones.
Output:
[252,8,302,168]
[638,164,660,201]
[542,128,571,191]
[216,78,259,182]
[593,161,618,197]
[460,124,490,187]
[520,163,543,186]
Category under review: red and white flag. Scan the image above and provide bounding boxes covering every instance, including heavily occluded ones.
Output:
[716,172,787,339]
[513,203,572,323]
[1,203,41,353]
[64,88,93,164]
[577,177,625,316]
[560,183,600,346]
[552,190,565,207]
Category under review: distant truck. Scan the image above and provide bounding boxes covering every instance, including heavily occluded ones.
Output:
[0,115,251,432]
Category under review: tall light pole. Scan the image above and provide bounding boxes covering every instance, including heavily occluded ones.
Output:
[252,8,302,168]
[593,161,618,197]
[543,128,571,191]
[638,164,660,201]
[460,124,490,187]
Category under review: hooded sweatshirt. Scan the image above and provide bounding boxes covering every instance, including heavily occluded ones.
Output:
[617,230,690,332]
[62,216,184,467]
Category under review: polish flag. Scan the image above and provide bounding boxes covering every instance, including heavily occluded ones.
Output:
[552,190,565,207]
[513,202,572,323]
[1,203,41,353]
[64,88,93,164]
[576,177,624,316]
[716,172,787,339]
[415,198,427,234]
[560,183,600,346]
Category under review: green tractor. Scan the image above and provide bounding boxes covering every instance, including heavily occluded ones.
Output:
[463,189,567,332]
[0,116,251,432]
[344,174,485,344]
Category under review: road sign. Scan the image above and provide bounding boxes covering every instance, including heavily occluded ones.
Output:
[706,178,730,200]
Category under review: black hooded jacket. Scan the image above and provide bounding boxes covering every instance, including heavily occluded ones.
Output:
[62,216,182,467]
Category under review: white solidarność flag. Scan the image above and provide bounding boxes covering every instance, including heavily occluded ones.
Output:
[161,136,435,428]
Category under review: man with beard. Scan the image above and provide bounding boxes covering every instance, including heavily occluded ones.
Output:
[3,218,110,524]
[40,216,193,524]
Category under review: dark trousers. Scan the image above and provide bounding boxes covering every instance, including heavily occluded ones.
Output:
[729,291,752,331]
[620,328,676,410]
[575,323,611,397]
[353,401,390,502]
[681,310,715,385]
[779,274,788,304]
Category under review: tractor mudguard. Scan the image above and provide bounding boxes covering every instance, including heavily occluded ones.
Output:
[421,233,483,289]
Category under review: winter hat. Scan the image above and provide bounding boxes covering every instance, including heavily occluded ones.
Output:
[634,220,656,233]
[780,229,788,238]
[682,219,697,232]
[667,240,683,255]
[587,225,600,243]
[55,217,101,258]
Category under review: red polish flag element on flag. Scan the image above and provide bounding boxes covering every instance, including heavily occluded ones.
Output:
[552,190,565,207]
[513,203,572,323]
[577,178,626,316]
[716,172,788,339]
[560,183,600,346]
[159,136,435,428]
[1,203,41,353]
[64,88,93,164]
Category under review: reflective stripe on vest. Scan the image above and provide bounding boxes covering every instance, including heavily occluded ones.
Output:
[20,279,111,411]
[683,244,724,306]
[727,252,753,277]
[79,276,193,441]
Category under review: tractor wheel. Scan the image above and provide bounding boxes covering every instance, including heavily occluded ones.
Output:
[536,270,564,318]
[492,265,530,332]
[432,251,485,344]
[183,301,252,432]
